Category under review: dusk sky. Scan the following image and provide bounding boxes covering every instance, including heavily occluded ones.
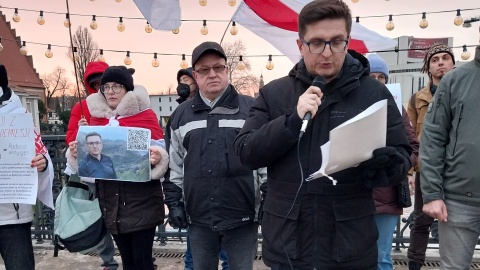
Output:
[1,0,479,96]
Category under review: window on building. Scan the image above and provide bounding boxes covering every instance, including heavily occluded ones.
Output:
[159,97,161,102]
[169,97,172,102]
[159,107,162,111]
[170,106,172,111]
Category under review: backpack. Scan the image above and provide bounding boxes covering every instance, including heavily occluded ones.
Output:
[53,174,107,256]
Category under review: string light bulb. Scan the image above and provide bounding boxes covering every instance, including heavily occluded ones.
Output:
[19,41,28,55]
[73,47,80,61]
[199,0,207,6]
[454,9,463,26]
[12,8,20,23]
[45,44,53,58]
[386,15,395,31]
[152,53,160,67]
[124,51,132,65]
[228,0,236,6]
[37,11,45,25]
[266,55,274,70]
[115,0,122,2]
[230,21,238,35]
[145,22,153,33]
[172,27,180,34]
[98,49,105,62]
[0,38,3,52]
[90,15,98,30]
[64,13,71,28]
[117,17,125,32]
[180,54,188,69]
[461,45,470,60]
[419,12,428,29]
[237,56,246,70]
[351,0,359,3]
[201,20,208,35]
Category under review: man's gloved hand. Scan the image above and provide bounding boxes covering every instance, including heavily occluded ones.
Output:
[359,146,406,188]
[168,203,188,229]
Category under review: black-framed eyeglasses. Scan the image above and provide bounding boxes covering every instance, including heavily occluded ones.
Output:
[194,65,227,76]
[301,38,349,54]
[86,141,102,146]
[100,84,124,94]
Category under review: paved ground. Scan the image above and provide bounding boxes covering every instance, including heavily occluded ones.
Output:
[2,199,480,269]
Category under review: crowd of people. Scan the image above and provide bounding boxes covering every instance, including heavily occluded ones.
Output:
[1,0,479,269]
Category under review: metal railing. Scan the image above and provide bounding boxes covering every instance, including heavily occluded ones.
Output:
[35,135,427,248]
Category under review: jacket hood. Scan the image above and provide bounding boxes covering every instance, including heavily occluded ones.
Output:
[84,61,109,95]
[289,50,369,95]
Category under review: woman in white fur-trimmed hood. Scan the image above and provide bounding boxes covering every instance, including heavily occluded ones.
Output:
[66,66,168,270]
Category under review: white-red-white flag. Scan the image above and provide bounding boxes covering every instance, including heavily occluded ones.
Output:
[232,0,397,63]
[133,0,181,31]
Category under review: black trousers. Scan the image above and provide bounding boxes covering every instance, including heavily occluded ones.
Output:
[407,172,434,264]
[0,222,35,270]
[112,227,156,270]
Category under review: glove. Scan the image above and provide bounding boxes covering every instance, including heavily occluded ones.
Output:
[359,146,406,188]
[168,203,188,229]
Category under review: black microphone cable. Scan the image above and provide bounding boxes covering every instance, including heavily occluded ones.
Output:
[279,132,307,270]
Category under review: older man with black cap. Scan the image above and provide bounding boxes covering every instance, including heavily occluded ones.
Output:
[163,41,266,270]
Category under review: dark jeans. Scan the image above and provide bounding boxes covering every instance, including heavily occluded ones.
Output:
[112,228,156,270]
[407,172,434,264]
[185,231,229,270]
[0,222,35,270]
[189,223,258,270]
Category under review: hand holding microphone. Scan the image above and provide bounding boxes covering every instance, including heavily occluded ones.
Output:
[298,76,326,134]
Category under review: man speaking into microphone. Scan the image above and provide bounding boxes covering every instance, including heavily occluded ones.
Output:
[234,1,411,269]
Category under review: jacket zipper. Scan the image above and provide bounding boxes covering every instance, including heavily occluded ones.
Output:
[452,103,463,155]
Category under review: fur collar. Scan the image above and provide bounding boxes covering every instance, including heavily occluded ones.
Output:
[87,85,150,118]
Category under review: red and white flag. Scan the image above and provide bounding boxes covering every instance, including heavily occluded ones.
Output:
[232,0,397,63]
[133,0,181,31]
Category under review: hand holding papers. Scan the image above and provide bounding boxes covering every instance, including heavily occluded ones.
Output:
[306,99,388,183]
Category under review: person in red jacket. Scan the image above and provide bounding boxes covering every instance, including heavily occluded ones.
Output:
[66,61,109,145]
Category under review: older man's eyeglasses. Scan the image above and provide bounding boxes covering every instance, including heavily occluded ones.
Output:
[100,84,124,94]
[301,38,349,54]
[86,141,102,146]
[195,65,227,76]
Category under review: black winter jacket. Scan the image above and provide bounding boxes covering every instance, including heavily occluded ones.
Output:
[234,51,411,269]
[163,85,266,231]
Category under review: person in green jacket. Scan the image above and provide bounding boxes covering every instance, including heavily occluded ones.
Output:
[420,45,480,270]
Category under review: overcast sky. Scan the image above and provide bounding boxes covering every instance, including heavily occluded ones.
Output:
[1,0,479,95]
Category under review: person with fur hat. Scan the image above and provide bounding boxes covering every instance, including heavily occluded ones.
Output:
[406,44,455,270]
[367,54,419,270]
[64,61,120,270]
[66,66,169,270]
[0,64,54,270]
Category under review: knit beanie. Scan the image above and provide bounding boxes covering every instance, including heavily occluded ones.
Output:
[367,54,389,83]
[177,67,194,84]
[100,66,134,91]
[421,44,455,73]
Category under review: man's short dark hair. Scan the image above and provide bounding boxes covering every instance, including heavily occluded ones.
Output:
[298,0,352,39]
[85,132,102,141]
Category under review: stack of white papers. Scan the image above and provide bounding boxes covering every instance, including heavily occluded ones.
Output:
[306,99,387,182]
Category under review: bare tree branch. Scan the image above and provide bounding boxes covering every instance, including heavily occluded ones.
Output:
[221,40,259,95]
[67,26,99,97]
[41,67,72,109]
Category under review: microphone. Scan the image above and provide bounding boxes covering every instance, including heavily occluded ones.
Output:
[300,76,326,134]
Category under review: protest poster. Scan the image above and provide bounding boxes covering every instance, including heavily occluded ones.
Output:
[77,126,151,182]
[0,113,38,204]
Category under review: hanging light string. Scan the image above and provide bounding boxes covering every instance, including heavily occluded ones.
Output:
[1,36,477,58]
[2,5,480,25]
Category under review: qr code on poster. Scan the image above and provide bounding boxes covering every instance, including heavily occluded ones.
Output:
[127,129,150,151]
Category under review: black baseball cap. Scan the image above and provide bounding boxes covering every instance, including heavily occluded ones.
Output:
[191,41,227,68]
